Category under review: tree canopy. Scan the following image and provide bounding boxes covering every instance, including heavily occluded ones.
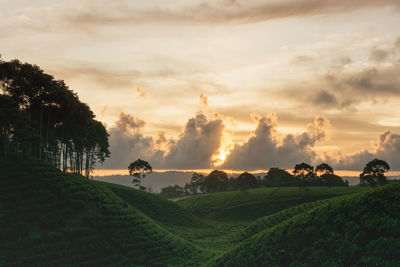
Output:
[0,58,110,176]
[128,159,153,190]
[360,158,390,187]
[316,163,334,175]
[203,170,229,193]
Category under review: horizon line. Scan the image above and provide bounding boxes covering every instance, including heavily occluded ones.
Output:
[93,169,400,177]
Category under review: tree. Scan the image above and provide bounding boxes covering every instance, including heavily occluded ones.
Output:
[360,159,390,187]
[236,172,257,190]
[235,172,257,200]
[0,58,110,174]
[203,170,229,193]
[293,162,315,185]
[264,168,297,187]
[320,173,347,187]
[315,163,334,175]
[184,172,205,195]
[128,159,152,190]
[160,185,185,199]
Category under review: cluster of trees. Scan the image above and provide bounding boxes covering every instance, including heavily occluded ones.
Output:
[0,58,110,177]
[159,162,348,198]
[267,162,349,187]
[160,159,392,198]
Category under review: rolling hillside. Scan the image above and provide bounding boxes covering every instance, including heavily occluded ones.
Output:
[210,182,400,266]
[0,157,210,266]
[1,157,398,266]
[176,186,368,221]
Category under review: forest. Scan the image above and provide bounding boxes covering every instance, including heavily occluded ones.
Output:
[0,58,110,177]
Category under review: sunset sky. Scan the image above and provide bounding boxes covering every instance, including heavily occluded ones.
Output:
[2,0,400,171]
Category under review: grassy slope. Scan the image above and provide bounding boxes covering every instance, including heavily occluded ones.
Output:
[0,158,211,266]
[210,183,400,266]
[3,157,394,266]
[177,186,368,221]
[102,182,368,254]
[94,181,204,228]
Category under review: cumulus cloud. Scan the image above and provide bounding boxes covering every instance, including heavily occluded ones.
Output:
[326,131,400,171]
[102,112,224,169]
[115,112,146,133]
[222,114,330,170]
[101,113,164,169]
[163,113,224,169]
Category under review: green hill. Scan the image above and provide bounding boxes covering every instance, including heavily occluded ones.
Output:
[176,186,368,221]
[94,181,203,228]
[210,182,400,266]
[2,157,398,266]
[0,157,210,266]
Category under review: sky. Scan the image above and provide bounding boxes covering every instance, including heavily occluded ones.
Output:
[1,0,400,172]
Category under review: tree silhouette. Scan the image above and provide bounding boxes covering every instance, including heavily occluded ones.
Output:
[360,159,390,187]
[235,172,257,200]
[293,162,315,186]
[315,163,334,175]
[184,172,205,195]
[128,159,152,190]
[0,58,110,175]
[203,170,229,193]
[264,168,296,187]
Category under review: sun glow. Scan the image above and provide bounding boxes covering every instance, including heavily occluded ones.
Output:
[212,145,232,167]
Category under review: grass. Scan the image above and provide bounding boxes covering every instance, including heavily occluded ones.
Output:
[176,186,368,221]
[209,183,400,266]
[1,157,397,266]
[94,181,204,228]
[0,157,210,266]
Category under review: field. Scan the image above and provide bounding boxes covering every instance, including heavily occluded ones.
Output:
[1,157,399,266]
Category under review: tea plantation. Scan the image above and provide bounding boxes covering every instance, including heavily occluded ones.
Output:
[1,157,398,266]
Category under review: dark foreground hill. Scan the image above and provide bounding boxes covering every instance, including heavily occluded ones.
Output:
[1,157,399,266]
[0,158,210,266]
[210,182,400,266]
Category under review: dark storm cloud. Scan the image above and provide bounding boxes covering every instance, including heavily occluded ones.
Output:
[222,114,330,170]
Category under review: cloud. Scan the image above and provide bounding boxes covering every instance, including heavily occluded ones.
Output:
[100,113,164,169]
[292,55,314,64]
[63,0,400,27]
[199,93,208,108]
[102,112,224,169]
[136,85,147,97]
[395,36,400,51]
[326,131,400,171]
[369,48,390,63]
[222,114,330,170]
[280,61,400,109]
[162,113,225,169]
[100,106,108,116]
[115,112,146,133]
